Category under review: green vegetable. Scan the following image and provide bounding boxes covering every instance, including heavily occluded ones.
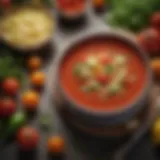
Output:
[0,55,25,82]
[107,0,160,32]
[1,112,26,139]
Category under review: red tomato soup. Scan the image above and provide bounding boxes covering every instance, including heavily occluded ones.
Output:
[60,39,147,111]
[57,0,85,14]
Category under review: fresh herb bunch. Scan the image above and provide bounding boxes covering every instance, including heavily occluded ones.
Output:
[0,55,25,81]
[0,46,26,83]
[107,0,160,32]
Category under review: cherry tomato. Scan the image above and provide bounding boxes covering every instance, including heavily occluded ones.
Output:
[137,28,160,54]
[47,136,64,154]
[151,59,160,78]
[2,78,20,95]
[151,12,160,30]
[22,91,40,111]
[17,126,39,150]
[30,71,45,87]
[27,56,42,71]
[0,98,16,117]
[93,0,105,8]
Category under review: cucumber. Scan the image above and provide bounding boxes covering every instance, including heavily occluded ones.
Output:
[1,112,26,139]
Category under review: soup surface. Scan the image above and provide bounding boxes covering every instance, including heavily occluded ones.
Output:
[60,39,146,111]
[57,0,85,14]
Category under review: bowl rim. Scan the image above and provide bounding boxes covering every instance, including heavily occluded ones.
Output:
[57,30,152,117]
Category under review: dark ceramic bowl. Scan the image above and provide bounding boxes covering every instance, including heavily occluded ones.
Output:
[56,31,152,127]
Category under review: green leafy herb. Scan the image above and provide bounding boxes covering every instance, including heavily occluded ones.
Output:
[0,55,25,83]
[107,0,160,32]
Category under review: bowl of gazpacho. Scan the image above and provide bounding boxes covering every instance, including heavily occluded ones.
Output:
[57,32,152,127]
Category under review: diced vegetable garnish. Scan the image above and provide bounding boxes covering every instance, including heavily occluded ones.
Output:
[106,68,127,95]
[113,55,127,66]
[108,83,122,95]
[73,51,131,98]
[99,53,111,64]
[86,55,98,68]
[73,63,92,79]
[111,68,127,85]
[104,65,114,74]
[96,74,110,84]
[82,80,100,92]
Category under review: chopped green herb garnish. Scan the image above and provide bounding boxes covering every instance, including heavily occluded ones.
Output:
[105,65,114,74]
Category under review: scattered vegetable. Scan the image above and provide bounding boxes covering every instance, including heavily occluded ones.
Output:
[151,12,160,30]
[152,118,160,144]
[30,71,45,87]
[2,77,20,95]
[28,56,42,71]
[17,126,39,150]
[151,59,160,78]
[47,136,64,154]
[137,28,160,55]
[0,98,16,117]
[22,90,40,111]
[0,112,26,139]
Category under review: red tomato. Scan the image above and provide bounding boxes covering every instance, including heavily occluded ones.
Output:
[151,12,160,30]
[96,74,110,84]
[2,78,20,95]
[137,28,160,54]
[0,0,11,8]
[99,54,111,64]
[0,98,16,117]
[17,126,40,150]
